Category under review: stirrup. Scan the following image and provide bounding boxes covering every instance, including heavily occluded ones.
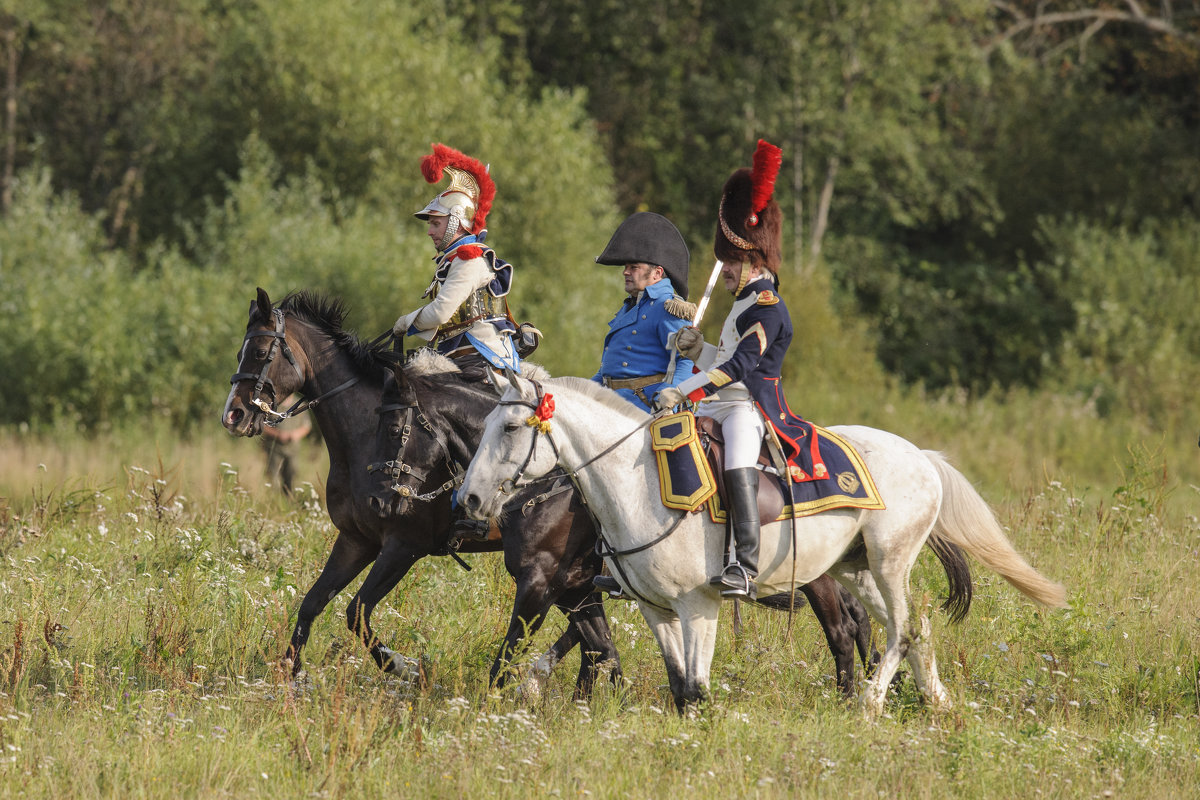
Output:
[709,563,757,600]
[451,517,490,541]
[592,575,626,599]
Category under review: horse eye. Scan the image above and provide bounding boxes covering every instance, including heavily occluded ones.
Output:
[502,422,521,433]
[388,425,402,439]
[254,348,269,360]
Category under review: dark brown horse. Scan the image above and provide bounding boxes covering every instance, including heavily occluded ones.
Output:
[369,350,887,698]
[221,289,619,695]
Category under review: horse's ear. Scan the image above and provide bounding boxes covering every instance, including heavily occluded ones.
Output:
[503,366,522,392]
[255,287,272,319]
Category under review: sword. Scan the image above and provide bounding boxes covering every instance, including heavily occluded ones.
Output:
[665,260,723,383]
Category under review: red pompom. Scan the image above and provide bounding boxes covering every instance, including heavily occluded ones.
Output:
[535,393,555,422]
[749,139,782,214]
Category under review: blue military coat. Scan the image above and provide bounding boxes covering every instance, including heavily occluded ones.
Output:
[677,276,827,482]
[592,279,694,412]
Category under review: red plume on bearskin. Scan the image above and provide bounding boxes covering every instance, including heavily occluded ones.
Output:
[749,139,782,216]
[419,143,497,231]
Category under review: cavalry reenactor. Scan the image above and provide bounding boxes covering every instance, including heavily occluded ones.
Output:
[393,143,538,376]
[655,140,826,601]
[591,211,696,411]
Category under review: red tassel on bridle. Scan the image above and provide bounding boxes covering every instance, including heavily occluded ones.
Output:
[747,139,782,227]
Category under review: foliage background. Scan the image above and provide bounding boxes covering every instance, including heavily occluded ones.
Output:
[1,3,1199,796]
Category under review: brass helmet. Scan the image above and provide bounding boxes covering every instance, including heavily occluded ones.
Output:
[413,144,496,249]
[715,139,783,289]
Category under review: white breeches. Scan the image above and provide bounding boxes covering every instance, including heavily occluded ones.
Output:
[698,398,765,470]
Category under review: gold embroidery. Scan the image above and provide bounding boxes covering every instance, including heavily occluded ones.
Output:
[836,471,861,494]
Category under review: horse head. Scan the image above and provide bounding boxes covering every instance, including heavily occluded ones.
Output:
[366,354,432,517]
[459,373,561,521]
[222,288,310,437]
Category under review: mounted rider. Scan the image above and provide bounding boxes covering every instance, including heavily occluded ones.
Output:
[393,143,539,377]
[655,140,821,601]
[592,211,696,412]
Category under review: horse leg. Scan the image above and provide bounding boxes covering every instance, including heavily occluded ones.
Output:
[489,578,555,691]
[677,595,721,714]
[827,565,904,716]
[561,592,623,700]
[344,537,423,675]
[799,575,859,699]
[840,585,881,677]
[903,607,950,708]
[515,623,581,703]
[637,604,694,712]
[286,532,379,676]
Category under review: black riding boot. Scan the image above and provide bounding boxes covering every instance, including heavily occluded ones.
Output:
[710,467,760,600]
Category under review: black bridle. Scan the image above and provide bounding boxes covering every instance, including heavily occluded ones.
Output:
[366,397,461,502]
[228,307,363,426]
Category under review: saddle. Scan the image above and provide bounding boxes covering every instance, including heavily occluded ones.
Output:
[696,416,787,526]
[648,411,885,524]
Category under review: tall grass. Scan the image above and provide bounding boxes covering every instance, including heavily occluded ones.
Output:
[0,426,1197,798]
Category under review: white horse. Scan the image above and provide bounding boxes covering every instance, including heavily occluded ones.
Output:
[458,374,1067,714]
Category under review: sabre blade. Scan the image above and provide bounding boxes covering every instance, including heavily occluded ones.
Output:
[691,260,724,327]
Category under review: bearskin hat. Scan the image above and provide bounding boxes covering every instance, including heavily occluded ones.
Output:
[714,139,783,276]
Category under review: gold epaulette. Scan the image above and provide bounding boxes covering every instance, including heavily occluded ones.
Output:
[756,290,779,306]
[663,296,697,320]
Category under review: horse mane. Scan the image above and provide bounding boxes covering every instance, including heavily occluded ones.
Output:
[404,349,552,381]
[277,291,386,371]
[546,375,651,423]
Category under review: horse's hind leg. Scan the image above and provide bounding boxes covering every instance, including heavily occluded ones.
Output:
[799,576,859,699]
[840,586,880,677]
[904,610,950,708]
[287,532,378,676]
[345,538,422,675]
[827,565,905,716]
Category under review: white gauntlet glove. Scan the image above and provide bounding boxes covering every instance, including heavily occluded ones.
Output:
[393,312,415,337]
[654,386,686,411]
[674,326,704,361]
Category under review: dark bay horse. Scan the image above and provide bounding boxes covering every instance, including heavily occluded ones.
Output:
[369,351,887,698]
[221,289,618,695]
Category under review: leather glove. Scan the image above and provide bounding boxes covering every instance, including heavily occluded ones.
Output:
[516,322,542,357]
[675,326,704,361]
[654,386,686,411]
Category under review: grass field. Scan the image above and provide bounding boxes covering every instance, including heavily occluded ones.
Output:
[1,431,1197,799]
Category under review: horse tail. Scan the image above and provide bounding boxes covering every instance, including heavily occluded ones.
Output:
[924,450,1068,609]
[925,532,973,623]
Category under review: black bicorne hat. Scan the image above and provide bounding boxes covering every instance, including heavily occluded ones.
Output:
[595,211,690,299]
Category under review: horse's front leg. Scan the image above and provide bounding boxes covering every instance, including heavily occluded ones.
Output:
[286,531,379,676]
[639,593,719,714]
[489,577,554,691]
[344,537,423,676]
[562,594,623,699]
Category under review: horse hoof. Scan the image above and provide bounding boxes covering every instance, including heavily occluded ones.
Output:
[379,647,422,681]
